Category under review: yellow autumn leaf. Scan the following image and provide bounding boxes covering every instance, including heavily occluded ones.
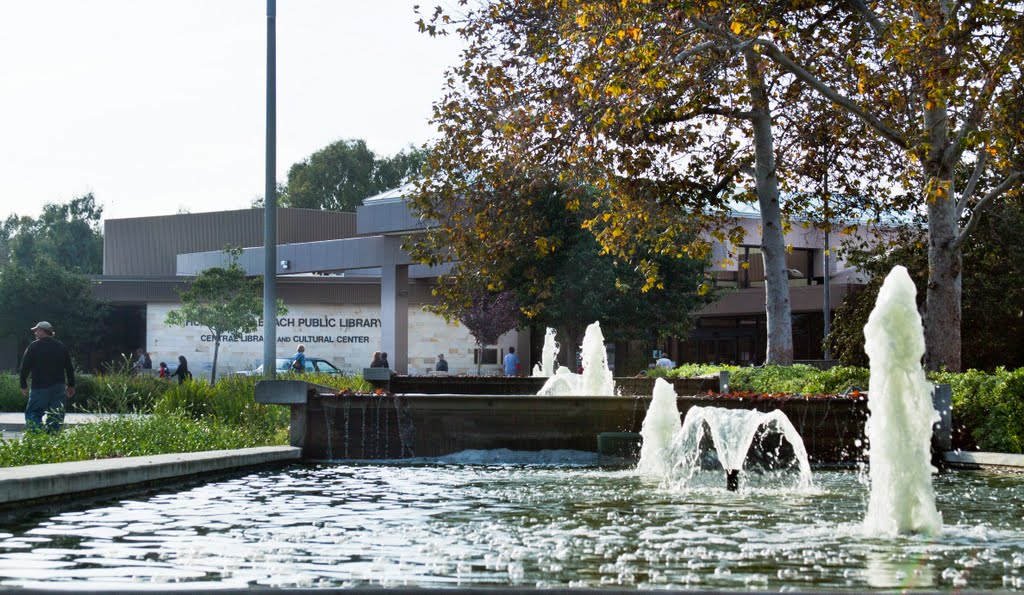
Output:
[730,21,743,34]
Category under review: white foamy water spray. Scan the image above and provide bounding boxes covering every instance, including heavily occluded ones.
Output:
[637,378,682,476]
[532,327,559,377]
[537,321,615,396]
[671,406,813,490]
[862,265,942,536]
[636,379,812,490]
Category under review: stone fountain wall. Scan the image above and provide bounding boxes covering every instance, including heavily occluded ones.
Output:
[257,380,887,464]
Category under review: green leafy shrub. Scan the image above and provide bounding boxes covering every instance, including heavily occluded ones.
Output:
[0,413,287,467]
[931,368,1018,452]
[75,371,170,413]
[0,373,27,412]
[72,373,101,404]
[305,372,373,394]
[154,376,288,437]
[800,366,870,395]
[645,365,670,378]
[728,364,821,394]
[663,363,738,379]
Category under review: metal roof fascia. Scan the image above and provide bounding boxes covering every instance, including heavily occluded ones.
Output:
[177,236,413,276]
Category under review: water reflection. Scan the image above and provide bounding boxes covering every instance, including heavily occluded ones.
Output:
[0,465,1021,590]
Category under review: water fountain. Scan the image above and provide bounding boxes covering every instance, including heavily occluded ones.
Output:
[862,265,942,536]
[637,378,813,491]
[531,327,559,377]
[4,264,1024,589]
[537,321,616,396]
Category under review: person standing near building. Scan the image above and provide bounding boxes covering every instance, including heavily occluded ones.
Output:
[131,348,146,374]
[172,355,191,384]
[655,353,675,369]
[435,353,449,372]
[19,321,76,433]
[290,344,307,373]
[503,346,520,377]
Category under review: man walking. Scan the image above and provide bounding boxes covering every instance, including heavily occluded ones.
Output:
[503,346,520,377]
[19,321,76,433]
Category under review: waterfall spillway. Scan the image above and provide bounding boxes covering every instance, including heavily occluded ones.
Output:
[862,265,942,536]
[637,379,813,491]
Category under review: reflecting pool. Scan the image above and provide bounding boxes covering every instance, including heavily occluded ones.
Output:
[1,459,1023,590]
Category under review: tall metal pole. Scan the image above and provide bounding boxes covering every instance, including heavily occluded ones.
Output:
[822,170,832,360]
[263,0,277,378]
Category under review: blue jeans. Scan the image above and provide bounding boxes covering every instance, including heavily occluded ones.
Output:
[25,384,68,433]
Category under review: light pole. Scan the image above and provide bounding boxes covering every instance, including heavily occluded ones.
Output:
[263,0,277,378]
[822,167,831,361]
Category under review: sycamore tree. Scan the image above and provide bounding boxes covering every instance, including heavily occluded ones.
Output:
[166,247,287,383]
[412,1,899,365]
[684,1,1024,371]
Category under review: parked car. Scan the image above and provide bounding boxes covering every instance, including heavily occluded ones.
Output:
[236,357,345,376]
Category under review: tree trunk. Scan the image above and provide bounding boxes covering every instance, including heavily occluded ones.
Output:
[477,341,484,376]
[211,336,220,384]
[922,103,962,372]
[562,327,579,373]
[746,52,794,365]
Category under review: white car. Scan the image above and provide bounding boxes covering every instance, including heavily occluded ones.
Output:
[236,357,346,376]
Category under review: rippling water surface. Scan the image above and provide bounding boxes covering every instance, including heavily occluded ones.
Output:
[1,461,1023,590]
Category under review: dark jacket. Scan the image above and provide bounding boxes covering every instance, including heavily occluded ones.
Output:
[173,362,191,384]
[19,336,75,390]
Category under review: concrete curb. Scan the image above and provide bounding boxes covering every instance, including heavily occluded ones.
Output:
[0,446,302,506]
[943,450,1024,471]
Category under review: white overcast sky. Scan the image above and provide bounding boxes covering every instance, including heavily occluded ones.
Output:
[0,1,464,223]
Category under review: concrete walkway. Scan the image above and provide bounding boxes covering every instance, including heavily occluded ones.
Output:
[943,450,1024,471]
[0,446,301,506]
[0,412,119,440]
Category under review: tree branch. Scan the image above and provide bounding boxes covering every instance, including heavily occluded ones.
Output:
[688,18,908,149]
[843,0,888,37]
[749,38,909,149]
[950,40,1012,162]
[672,40,721,63]
[954,169,1024,250]
[956,149,988,219]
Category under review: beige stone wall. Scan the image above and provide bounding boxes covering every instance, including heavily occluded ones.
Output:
[146,303,520,378]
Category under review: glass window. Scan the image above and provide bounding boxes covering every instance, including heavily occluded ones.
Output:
[741,246,765,287]
[474,348,498,365]
[786,248,814,286]
[314,360,341,374]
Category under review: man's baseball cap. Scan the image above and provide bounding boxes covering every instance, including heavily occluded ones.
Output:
[31,321,53,331]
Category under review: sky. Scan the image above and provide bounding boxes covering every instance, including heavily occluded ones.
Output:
[0,0,464,223]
